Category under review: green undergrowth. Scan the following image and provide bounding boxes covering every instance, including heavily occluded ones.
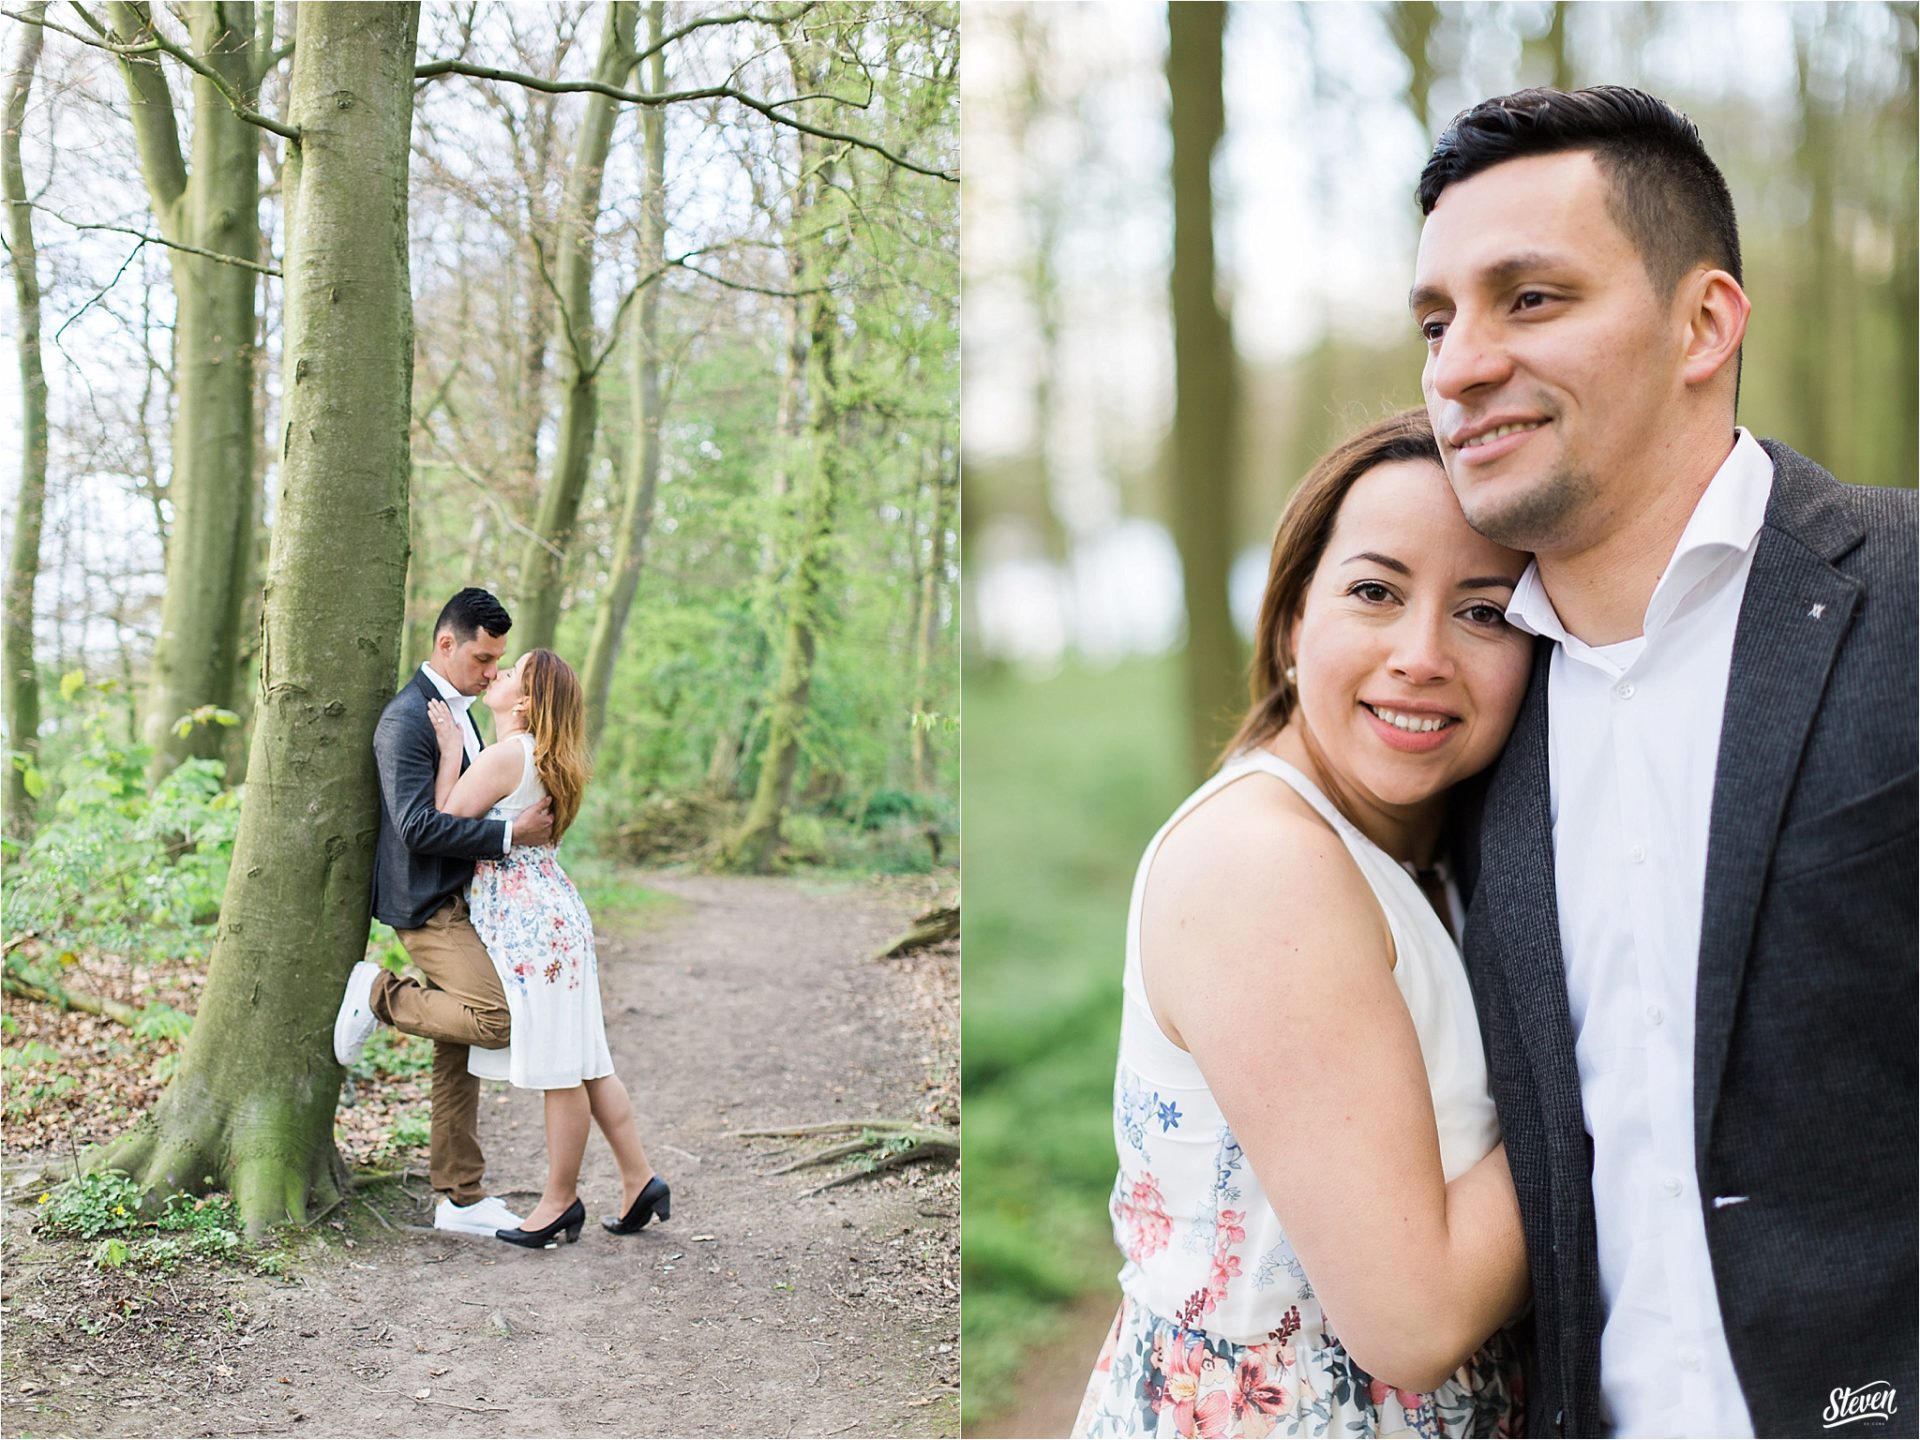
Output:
[961,656,1189,1427]
[30,1171,293,1277]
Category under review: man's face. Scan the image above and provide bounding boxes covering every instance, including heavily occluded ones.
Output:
[1411,150,1683,558]
[434,627,505,696]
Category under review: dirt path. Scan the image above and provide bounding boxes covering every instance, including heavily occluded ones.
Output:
[3,872,959,1439]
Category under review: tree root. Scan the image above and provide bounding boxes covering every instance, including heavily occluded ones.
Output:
[871,901,958,960]
[733,1118,957,1194]
[2,971,143,1027]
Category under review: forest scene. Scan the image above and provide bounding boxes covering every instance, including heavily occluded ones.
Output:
[2,3,958,1435]
[960,2,1916,1433]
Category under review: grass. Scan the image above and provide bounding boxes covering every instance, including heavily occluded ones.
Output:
[562,849,682,929]
[960,656,1191,1429]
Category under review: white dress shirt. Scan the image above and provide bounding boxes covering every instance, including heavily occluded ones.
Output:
[419,663,511,855]
[1504,429,1773,1439]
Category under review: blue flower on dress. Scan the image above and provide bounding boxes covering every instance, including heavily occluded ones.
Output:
[1156,1098,1183,1132]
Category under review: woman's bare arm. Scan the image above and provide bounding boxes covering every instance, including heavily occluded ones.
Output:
[1142,774,1528,1391]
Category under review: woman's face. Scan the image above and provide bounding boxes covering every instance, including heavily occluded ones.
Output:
[1287,457,1533,818]
[483,655,527,720]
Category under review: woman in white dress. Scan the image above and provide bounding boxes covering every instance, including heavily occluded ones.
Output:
[1074,409,1535,1436]
[426,649,670,1248]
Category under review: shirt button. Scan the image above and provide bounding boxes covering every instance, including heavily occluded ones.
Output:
[1645,1004,1664,1026]
[1627,843,1647,863]
[1679,1349,1703,1373]
[1615,682,1635,699]
[1662,1175,1684,1197]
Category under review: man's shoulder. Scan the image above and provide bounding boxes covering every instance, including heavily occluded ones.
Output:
[376,675,430,735]
[1757,438,1915,566]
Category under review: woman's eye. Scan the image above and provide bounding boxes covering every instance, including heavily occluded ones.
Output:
[1463,602,1509,627]
[1350,581,1396,605]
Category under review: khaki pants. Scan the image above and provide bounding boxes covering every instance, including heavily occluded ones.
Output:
[371,894,510,1206]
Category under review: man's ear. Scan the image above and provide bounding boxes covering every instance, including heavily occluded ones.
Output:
[1679,268,1749,391]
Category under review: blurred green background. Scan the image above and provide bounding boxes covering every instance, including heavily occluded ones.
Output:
[959,2,1916,1433]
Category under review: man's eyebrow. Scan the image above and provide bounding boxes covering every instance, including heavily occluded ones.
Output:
[1408,251,1573,314]
[1342,551,1411,576]
[1459,575,1519,591]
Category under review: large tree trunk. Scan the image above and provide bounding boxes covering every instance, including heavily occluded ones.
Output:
[514,0,638,652]
[99,1,423,1236]
[1166,2,1240,781]
[909,457,954,793]
[722,53,845,873]
[3,4,48,837]
[581,2,666,754]
[107,2,263,781]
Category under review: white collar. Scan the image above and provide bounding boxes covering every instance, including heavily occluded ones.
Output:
[1505,427,1774,649]
[419,661,476,713]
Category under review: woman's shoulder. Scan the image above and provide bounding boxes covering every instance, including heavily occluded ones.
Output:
[1144,768,1389,970]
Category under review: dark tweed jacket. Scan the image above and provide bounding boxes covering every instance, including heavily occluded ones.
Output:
[1459,442,1918,1438]
[370,668,511,931]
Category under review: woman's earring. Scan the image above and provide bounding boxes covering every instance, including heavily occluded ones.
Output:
[1284,664,1298,688]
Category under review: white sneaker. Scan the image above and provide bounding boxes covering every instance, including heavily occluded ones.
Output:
[435,1195,523,1236]
[332,961,383,1067]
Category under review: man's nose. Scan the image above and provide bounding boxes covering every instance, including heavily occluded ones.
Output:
[1425,311,1511,405]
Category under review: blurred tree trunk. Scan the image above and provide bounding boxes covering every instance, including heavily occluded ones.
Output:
[98,0,423,1236]
[1388,1,1439,137]
[515,0,638,652]
[1892,1,1918,488]
[1792,18,1836,466]
[1167,1,1240,781]
[722,38,845,872]
[3,3,47,836]
[909,457,954,792]
[583,1,667,754]
[106,2,263,781]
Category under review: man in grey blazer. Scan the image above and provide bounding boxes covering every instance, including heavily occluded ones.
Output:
[1411,88,1917,1435]
[332,587,555,1236]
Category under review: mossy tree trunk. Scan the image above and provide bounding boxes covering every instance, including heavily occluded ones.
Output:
[514,0,638,652]
[721,40,846,873]
[909,456,954,793]
[99,0,423,1237]
[3,4,48,837]
[582,1,666,755]
[105,2,264,781]
[1166,1,1240,782]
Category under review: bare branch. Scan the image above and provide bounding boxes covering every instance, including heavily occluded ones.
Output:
[34,203,280,274]
[4,2,302,142]
[410,59,954,182]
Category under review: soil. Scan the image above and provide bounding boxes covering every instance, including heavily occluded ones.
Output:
[2,871,960,1439]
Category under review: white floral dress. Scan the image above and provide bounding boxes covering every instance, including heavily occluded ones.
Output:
[1073,750,1524,1438]
[464,734,614,1091]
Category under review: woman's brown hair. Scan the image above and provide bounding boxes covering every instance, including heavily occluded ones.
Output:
[1220,407,1443,763]
[517,649,591,842]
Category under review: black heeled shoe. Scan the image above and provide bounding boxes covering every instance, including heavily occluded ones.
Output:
[602,1175,671,1234]
[495,1197,585,1248]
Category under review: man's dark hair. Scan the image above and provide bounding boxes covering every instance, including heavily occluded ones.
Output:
[434,587,511,643]
[1418,85,1742,299]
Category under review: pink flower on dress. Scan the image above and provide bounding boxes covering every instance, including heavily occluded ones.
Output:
[1149,1332,1211,1435]
[1368,1377,1426,1414]
[1116,1173,1173,1263]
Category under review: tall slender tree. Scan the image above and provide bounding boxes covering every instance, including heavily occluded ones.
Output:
[582,0,666,753]
[99,0,423,1234]
[102,1,269,780]
[721,34,848,872]
[514,0,638,652]
[3,3,48,836]
[1167,1,1240,781]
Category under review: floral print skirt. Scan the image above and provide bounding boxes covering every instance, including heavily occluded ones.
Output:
[464,845,614,1091]
[1071,1296,1523,1438]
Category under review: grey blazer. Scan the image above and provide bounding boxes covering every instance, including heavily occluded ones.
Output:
[369,669,510,930]
[1462,441,1917,1437]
